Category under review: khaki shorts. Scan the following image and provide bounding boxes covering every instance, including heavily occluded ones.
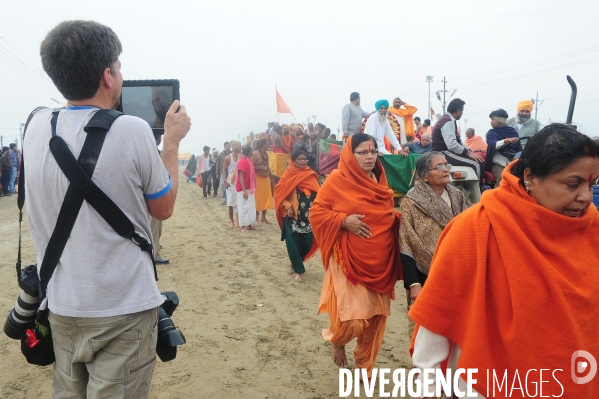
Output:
[49,307,158,399]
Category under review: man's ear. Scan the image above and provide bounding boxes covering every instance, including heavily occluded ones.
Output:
[101,67,113,89]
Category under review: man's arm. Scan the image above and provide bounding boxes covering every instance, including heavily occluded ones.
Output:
[222,155,231,187]
[402,103,418,116]
[341,105,350,135]
[238,170,247,199]
[440,122,468,156]
[146,100,191,220]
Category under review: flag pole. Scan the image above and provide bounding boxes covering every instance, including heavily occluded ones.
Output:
[275,84,279,124]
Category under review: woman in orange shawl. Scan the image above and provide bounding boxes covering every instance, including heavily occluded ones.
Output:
[309,134,401,379]
[410,124,599,397]
[273,149,321,283]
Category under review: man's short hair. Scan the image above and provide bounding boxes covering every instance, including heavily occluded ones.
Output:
[424,119,431,126]
[447,98,466,113]
[9,143,16,149]
[467,128,475,134]
[414,117,421,122]
[203,146,210,152]
[350,92,360,101]
[2,146,9,152]
[489,109,509,119]
[224,141,230,146]
[40,20,122,100]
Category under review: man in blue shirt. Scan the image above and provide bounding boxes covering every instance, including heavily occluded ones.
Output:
[403,133,432,154]
[8,143,18,193]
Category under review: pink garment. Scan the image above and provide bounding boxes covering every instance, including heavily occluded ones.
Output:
[196,153,210,174]
[235,155,256,194]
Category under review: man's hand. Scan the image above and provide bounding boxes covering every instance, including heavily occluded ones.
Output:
[243,190,248,200]
[398,149,409,157]
[468,151,484,163]
[224,181,230,189]
[507,137,519,144]
[343,214,372,238]
[163,100,191,144]
[408,284,422,310]
[342,132,349,140]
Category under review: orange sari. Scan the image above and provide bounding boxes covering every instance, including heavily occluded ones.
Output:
[310,135,402,377]
[309,136,401,293]
[273,164,321,260]
[410,162,599,397]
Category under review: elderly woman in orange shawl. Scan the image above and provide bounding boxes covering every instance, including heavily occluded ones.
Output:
[410,124,599,397]
[273,149,321,283]
[309,134,401,380]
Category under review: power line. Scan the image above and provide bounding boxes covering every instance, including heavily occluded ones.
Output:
[453,45,599,82]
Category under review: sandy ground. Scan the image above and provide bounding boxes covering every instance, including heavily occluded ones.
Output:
[0,168,415,399]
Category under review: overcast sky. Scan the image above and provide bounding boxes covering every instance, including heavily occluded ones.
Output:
[1,0,598,155]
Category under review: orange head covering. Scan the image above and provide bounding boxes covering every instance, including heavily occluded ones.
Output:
[273,163,320,229]
[309,135,402,294]
[410,162,599,396]
[517,100,534,112]
[273,163,321,261]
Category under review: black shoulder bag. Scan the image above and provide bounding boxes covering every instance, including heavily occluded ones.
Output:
[16,108,157,366]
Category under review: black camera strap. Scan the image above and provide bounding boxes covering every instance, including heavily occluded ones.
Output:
[19,108,158,303]
[16,107,46,282]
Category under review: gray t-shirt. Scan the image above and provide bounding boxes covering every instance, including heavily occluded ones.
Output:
[341,103,370,135]
[24,107,169,317]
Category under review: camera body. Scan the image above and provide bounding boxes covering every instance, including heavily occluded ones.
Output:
[156,291,186,362]
[4,265,40,340]
[5,270,186,363]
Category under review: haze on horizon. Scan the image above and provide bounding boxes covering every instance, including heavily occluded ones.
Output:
[1,0,598,155]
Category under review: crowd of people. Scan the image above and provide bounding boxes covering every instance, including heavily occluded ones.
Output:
[179,90,599,397]
[9,16,597,397]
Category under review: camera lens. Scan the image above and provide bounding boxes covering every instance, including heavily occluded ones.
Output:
[3,289,39,340]
[156,306,186,362]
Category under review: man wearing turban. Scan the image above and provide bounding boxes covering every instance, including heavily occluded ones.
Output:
[364,100,404,155]
[506,100,542,138]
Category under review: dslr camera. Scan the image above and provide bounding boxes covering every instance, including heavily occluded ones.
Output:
[3,265,40,340]
[4,268,186,363]
[156,291,186,362]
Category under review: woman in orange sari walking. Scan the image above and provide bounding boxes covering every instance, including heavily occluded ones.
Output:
[274,149,320,282]
[309,134,401,379]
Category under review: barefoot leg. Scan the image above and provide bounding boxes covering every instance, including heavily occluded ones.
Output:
[294,273,303,282]
[330,343,349,368]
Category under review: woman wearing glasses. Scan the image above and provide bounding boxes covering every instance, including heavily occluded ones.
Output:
[410,125,599,397]
[399,151,467,340]
[309,134,401,382]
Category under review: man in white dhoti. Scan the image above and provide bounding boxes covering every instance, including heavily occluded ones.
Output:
[364,99,405,156]
[222,140,241,227]
[236,145,257,232]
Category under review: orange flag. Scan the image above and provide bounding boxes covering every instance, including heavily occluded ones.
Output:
[276,86,295,119]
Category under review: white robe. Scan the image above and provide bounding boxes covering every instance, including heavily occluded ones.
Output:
[237,192,256,227]
[364,113,401,154]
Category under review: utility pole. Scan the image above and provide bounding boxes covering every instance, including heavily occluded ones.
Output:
[442,77,448,113]
[436,76,456,114]
[426,75,433,119]
[531,92,544,120]
[312,115,317,124]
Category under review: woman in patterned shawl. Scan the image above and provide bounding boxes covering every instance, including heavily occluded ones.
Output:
[399,151,467,339]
